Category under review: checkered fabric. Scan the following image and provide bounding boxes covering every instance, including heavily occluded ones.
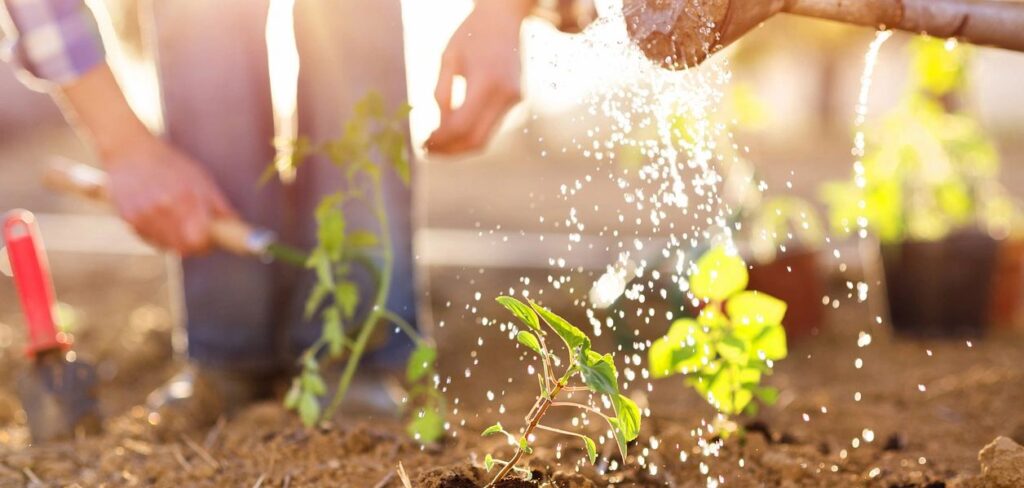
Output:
[1,0,104,85]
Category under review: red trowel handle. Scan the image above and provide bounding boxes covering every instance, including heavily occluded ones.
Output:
[3,210,67,357]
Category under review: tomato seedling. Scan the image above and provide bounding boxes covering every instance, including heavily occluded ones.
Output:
[481,297,642,486]
[648,245,788,416]
[278,93,444,443]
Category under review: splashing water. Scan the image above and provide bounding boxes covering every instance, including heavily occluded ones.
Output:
[460,4,898,486]
[852,30,894,238]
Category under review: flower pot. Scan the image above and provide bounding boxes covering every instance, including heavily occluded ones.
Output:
[988,238,1024,330]
[747,248,826,340]
[880,231,999,338]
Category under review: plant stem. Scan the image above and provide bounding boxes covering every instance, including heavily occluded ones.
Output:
[550,402,614,423]
[324,178,393,419]
[535,424,589,440]
[486,377,569,487]
[383,310,424,346]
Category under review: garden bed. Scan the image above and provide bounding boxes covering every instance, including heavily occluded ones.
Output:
[1,265,1023,487]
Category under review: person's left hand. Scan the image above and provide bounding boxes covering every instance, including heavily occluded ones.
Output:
[426,0,533,155]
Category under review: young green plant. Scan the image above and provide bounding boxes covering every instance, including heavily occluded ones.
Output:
[278,93,444,442]
[481,297,642,487]
[648,246,788,416]
[822,37,1020,243]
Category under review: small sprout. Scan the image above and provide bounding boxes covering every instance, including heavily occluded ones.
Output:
[482,297,642,487]
[483,454,495,472]
[482,423,504,437]
[649,245,789,416]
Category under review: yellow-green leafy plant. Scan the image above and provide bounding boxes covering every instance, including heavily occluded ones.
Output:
[822,37,1020,243]
[278,93,444,443]
[648,246,788,416]
[481,297,642,486]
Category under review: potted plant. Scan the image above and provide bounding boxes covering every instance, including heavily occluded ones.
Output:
[821,38,1024,337]
[740,196,827,339]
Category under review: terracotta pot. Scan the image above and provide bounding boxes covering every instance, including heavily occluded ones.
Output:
[988,238,1024,330]
[747,248,826,340]
[880,231,999,338]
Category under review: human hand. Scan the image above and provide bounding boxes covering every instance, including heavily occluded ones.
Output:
[54,65,236,255]
[104,135,236,255]
[425,0,533,155]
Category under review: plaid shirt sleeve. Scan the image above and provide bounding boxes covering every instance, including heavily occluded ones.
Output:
[0,0,105,86]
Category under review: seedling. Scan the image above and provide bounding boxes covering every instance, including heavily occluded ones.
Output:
[648,245,788,416]
[278,93,444,442]
[481,297,642,486]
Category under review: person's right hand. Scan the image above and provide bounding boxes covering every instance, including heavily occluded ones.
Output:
[104,135,236,255]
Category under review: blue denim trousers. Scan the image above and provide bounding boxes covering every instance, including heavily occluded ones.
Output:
[150,0,415,375]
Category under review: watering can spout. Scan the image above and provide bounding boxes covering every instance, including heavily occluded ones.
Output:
[625,0,1024,70]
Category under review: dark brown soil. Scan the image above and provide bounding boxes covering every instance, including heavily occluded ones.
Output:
[2,260,1024,487]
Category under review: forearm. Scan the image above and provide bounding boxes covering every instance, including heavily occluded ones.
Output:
[55,64,151,165]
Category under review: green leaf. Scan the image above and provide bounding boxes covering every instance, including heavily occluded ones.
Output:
[518,437,533,454]
[496,296,540,331]
[481,423,504,437]
[612,394,641,443]
[606,394,642,462]
[407,344,437,382]
[689,246,748,301]
[483,454,495,471]
[394,102,413,119]
[529,300,591,358]
[578,350,618,397]
[716,334,748,365]
[705,367,757,415]
[347,230,379,249]
[304,282,330,319]
[323,307,345,357]
[582,436,598,465]
[516,331,543,355]
[302,354,320,372]
[355,91,385,118]
[608,417,629,463]
[302,372,327,396]
[726,291,787,329]
[298,392,321,427]
[753,324,788,360]
[697,306,729,329]
[648,319,709,378]
[378,129,410,185]
[335,281,359,319]
[308,250,335,289]
[407,407,444,444]
[283,379,301,410]
[315,199,346,261]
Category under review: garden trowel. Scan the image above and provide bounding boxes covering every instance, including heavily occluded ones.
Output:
[3,209,101,442]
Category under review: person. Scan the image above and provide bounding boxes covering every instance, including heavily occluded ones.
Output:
[0,0,595,429]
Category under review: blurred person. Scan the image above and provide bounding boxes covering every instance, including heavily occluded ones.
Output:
[0,0,594,429]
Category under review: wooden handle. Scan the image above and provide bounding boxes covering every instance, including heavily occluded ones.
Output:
[43,159,272,257]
